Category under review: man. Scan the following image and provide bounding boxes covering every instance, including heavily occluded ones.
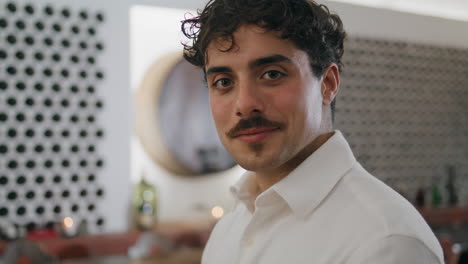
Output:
[181,0,444,263]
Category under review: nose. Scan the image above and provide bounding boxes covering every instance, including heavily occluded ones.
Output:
[235,81,264,117]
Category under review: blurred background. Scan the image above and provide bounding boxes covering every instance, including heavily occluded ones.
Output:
[0,0,467,263]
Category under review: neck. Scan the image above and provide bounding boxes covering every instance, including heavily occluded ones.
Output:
[254,131,335,192]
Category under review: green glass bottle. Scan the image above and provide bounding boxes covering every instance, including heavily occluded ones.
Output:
[431,177,442,208]
[133,177,158,230]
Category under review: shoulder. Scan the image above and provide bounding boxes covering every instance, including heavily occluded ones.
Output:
[346,234,443,264]
[329,163,443,261]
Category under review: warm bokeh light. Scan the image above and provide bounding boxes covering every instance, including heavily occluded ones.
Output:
[211,206,224,219]
[63,217,74,228]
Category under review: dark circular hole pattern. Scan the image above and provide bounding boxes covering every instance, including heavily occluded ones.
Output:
[96,218,104,226]
[16,206,26,216]
[16,144,26,153]
[0,207,9,216]
[44,190,53,199]
[0,175,9,185]
[16,20,26,30]
[16,113,26,122]
[0,3,107,227]
[34,144,44,153]
[52,144,61,153]
[0,50,8,59]
[25,160,36,169]
[52,53,61,62]
[8,160,18,169]
[35,21,45,31]
[61,8,70,18]
[7,129,17,138]
[34,52,44,61]
[96,188,104,197]
[35,114,44,122]
[53,205,61,214]
[71,204,79,212]
[43,37,53,46]
[79,11,88,20]
[15,82,26,91]
[15,81,25,90]
[15,51,26,60]
[88,27,96,36]
[88,174,96,182]
[24,36,34,45]
[0,113,8,122]
[17,82,26,90]
[44,6,54,16]
[0,145,8,154]
[53,175,62,184]
[0,18,8,28]
[71,174,79,182]
[35,175,45,184]
[96,13,104,22]
[26,191,35,200]
[15,81,24,90]
[6,35,17,44]
[62,190,70,198]
[24,5,35,15]
[36,206,45,215]
[7,191,18,200]
[16,176,26,184]
[34,83,44,91]
[6,3,17,13]
[61,159,70,167]
[0,81,7,90]
[7,66,17,75]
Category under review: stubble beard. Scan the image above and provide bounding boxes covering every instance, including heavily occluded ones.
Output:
[233,142,281,171]
[248,143,264,154]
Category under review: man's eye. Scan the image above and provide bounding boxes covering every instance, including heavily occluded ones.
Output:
[213,78,232,89]
[262,70,285,80]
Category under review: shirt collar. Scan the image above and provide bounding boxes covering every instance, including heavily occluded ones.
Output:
[230,171,259,213]
[230,130,356,218]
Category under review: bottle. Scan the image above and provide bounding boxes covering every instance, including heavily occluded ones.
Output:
[431,177,442,208]
[415,187,426,208]
[445,165,458,207]
[132,176,158,230]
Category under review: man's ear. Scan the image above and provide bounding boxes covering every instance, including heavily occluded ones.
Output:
[321,63,340,105]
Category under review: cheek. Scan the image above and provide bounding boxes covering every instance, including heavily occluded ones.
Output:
[209,95,231,131]
[269,83,307,118]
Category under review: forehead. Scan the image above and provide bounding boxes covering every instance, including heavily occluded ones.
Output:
[205,25,309,69]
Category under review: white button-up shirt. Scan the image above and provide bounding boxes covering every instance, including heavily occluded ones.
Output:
[202,131,444,264]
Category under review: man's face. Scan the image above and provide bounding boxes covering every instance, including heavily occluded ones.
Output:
[205,25,333,172]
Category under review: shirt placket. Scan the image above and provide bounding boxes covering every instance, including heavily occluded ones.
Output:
[238,192,280,264]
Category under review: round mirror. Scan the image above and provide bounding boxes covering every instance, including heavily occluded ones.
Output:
[135,51,236,176]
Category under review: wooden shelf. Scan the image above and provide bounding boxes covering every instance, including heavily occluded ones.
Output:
[418,206,468,227]
[0,221,211,263]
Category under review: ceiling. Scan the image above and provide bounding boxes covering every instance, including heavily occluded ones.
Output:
[327,0,468,21]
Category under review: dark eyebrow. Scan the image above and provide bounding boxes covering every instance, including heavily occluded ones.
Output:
[249,54,292,68]
[205,54,292,77]
[206,66,232,76]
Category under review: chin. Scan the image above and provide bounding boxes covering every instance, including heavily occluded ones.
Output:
[223,137,285,171]
[233,151,281,172]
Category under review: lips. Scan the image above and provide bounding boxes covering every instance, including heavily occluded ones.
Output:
[233,127,279,143]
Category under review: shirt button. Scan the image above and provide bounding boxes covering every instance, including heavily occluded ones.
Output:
[245,237,255,246]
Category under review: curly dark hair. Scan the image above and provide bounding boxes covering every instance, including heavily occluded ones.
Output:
[181,0,346,120]
[182,0,345,75]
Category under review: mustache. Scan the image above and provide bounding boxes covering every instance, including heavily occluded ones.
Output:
[226,116,284,138]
